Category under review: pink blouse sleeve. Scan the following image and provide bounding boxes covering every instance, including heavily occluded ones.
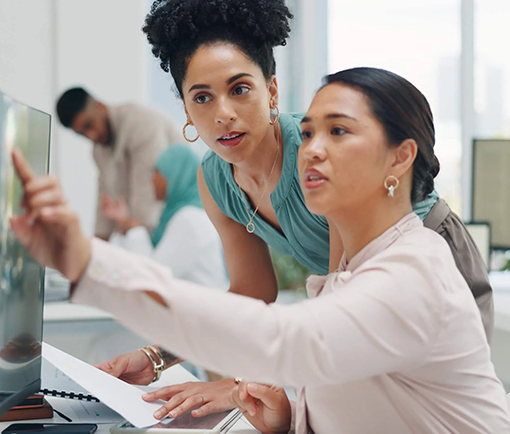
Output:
[72,238,443,388]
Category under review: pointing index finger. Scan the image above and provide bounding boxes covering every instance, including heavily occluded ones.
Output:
[12,148,36,185]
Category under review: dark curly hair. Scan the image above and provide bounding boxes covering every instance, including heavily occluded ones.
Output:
[323,68,440,203]
[56,87,92,128]
[143,0,293,98]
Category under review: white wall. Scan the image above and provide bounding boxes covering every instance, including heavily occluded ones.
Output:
[0,0,56,164]
[274,0,329,113]
[0,1,55,113]
[0,0,149,236]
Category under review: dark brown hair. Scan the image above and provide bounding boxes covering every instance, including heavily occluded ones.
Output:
[324,67,440,202]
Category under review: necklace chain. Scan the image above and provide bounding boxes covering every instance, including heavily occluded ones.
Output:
[233,133,281,234]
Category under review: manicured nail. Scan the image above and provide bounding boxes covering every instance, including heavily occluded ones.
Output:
[247,383,258,393]
[142,393,150,399]
[169,411,175,418]
[154,411,161,419]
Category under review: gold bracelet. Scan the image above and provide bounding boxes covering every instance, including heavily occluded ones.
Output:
[138,347,164,383]
[148,345,165,368]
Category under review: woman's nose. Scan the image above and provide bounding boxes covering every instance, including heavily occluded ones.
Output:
[215,98,237,125]
[302,135,327,161]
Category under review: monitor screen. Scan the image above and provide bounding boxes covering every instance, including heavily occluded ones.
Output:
[0,91,50,417]
[472,139,510,249]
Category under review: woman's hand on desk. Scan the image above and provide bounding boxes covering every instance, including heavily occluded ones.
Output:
[95,350,156,385]
[143,379,238,420]
[229,382,291,434]
[10,149,91,283]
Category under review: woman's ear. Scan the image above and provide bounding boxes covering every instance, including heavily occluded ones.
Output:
[183,105,192,124]
[391,139,418,178]
[268,75,279,109]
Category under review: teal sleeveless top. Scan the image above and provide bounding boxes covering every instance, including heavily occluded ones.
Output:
[201,113,439,275]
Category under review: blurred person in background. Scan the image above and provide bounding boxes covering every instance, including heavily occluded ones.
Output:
[102,144,228,289]
[56,87,180,240]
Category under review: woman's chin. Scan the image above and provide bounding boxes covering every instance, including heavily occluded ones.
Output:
[210,137,255,165]
[303,198,332,217]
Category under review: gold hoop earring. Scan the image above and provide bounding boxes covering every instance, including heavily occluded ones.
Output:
[384,175,400,198]
[269,106,280,126]
[183,121,200,143]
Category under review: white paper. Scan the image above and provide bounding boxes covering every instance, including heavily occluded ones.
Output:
[41,357,90,394]
[42,342,164,428]
[46,396,124,424]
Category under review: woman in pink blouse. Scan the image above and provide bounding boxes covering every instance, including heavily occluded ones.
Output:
[11,67,510,433]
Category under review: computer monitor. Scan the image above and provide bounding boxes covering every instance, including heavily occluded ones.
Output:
[0,90,50,417]
[471,139,510,250]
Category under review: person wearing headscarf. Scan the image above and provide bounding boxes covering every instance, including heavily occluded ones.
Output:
[102,145,228,289]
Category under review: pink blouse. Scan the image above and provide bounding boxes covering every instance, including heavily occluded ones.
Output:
[72,213,510,433]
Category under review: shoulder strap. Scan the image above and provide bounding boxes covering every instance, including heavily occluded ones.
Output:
[423,198,451,231]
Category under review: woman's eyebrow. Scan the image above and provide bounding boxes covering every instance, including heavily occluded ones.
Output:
[227,73,254,85]
[301,113,358,124]
[188,84,211,92]
[188,73,254,93]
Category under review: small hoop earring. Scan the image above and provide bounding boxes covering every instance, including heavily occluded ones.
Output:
[384,175,400,198]
[269,106,280,126]
[183,121,200,143]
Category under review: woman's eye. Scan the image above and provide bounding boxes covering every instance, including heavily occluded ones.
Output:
[194,94,212,104]
[301,130,313,140]
[233,86,249,96]
[331,127,346,136]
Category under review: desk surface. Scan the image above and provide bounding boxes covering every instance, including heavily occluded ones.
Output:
[44,302,113,323]
[0,418,258,434]
[0,397,259,434]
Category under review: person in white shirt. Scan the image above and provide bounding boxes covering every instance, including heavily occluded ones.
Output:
[102,144,228,289]
[12,67,510,434]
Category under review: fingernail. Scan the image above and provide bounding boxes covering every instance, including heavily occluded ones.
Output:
[247,383,258,393]
[154,411,161,419]
[142,393,150,399]
[169,411,175,418]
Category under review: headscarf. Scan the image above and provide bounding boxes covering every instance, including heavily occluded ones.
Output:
[150,145,203,247]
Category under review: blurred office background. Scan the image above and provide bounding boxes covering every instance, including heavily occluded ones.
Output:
[3,0,509,236]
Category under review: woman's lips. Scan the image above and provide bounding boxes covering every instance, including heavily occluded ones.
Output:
[218,132,245,148]
[303,169,328,189]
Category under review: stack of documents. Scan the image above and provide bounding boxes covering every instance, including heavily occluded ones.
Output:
[42,343,196,428]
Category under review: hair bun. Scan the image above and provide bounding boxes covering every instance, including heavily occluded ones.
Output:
[144,0,293,97]
[145,0,293,58]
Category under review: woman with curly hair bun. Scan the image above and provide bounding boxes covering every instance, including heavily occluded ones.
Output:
[92,0,492,422]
